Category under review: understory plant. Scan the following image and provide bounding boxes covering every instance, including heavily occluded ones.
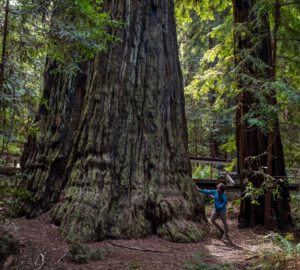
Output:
[0,177,32,221]
[192,165,221,179]
[258,232,300,270]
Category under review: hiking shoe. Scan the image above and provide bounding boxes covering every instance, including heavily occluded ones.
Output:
[219,230,225,238]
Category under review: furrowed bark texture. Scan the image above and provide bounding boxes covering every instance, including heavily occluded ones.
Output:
[233,0,292,230]
[21,0,207,242]
[20,60,88,217]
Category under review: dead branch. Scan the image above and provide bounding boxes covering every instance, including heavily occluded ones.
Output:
[245,254,259,260]
[57,252,69,263]
[35,246,46,269]
[108,242,170,254]
[35,252,45,265]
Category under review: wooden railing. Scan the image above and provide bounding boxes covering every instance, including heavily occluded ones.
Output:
[189,156,299,190]
[189,156,231,168]
[189,156,234,184]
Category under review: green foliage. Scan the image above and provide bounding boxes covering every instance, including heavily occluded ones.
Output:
[231,197,241,208]
[243,172,286,206]
[176,0,300,170]
[176,1,235,158]
[258,232,300,270]
[1,0,299,178]
[17,0,121,66]
[0,177,32,219]
[290,192,300,228]
[265,233,298,253]
[192,165,220,179]
[175,0,232,23]
[0,0,121,156]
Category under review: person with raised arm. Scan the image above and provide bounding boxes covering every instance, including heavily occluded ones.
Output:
[199,183,229,240]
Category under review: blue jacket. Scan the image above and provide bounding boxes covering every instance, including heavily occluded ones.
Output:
[199,189,227,212]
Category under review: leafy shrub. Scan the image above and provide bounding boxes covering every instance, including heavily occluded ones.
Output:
[0,177,32,220]
[258,232,300,270]
[290,192,300,228]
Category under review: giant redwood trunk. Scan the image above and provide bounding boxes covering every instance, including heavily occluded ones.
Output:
[20,0,207,242]
[233,0,292,229]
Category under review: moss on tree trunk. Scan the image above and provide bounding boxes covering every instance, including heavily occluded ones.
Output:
[20,0,208,242]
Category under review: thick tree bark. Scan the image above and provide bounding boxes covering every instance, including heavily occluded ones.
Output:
[20,0,207,242]
[20,60,88,217]
[233,0,292,229]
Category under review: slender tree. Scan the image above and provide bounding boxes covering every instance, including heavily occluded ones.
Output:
[233,0,292,229]
[0,0,10,157]
[20,0,207,242]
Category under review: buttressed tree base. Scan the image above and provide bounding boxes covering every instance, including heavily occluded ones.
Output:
[20,0,208,242]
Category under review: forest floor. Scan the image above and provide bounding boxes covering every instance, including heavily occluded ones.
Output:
[5,207,299,270]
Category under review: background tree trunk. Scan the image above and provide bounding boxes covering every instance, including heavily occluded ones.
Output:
[233,0,292,229]
[0,0,10,157]
[21,0,207,242]
[20,60,88,217]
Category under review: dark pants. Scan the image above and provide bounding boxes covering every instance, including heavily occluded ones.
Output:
[211,210,228,236]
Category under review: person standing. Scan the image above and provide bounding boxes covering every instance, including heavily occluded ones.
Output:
[199,183,229,240]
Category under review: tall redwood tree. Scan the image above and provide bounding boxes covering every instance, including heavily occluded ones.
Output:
[233,0,292,229]
[21,0,207,242]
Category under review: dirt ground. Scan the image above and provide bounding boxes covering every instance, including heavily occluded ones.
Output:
[3,209,282,270]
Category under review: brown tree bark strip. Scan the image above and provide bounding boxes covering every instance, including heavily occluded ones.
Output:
[0,0,10,156]
[265,132,273,229]
[265,0,281,230]
[0,0,9,94]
